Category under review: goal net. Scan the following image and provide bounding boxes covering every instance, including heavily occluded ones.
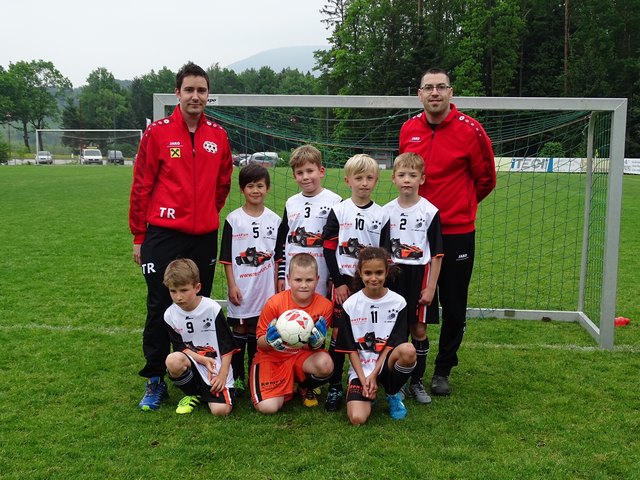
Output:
[153,93,626,349]
[35,129,143,163]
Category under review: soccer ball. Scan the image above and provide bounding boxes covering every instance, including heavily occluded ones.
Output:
[275,309,314,348]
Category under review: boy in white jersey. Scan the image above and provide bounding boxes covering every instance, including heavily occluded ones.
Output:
[322,154,390,412]
[384,152,443,405]
[219,163,281,396]
[335,247,417,424]
[275,144,341,299]
[163,259,239,416]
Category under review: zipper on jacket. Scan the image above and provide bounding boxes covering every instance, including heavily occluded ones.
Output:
[190,130,197,232]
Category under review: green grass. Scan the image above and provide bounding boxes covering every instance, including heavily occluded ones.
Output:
[1,166,639,479]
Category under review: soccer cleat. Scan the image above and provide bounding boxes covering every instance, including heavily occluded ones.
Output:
[324,385,344,412]
[234,378,245,397]
[300,388,319,408]
[175,395,201,415]
[138,376,168,411]
[430,375,452,396]
[397,383,410,402]
[387,393,407,420]
[410,381,432,404]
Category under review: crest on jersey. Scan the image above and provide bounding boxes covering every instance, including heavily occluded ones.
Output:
[203,141,218,153]
[170,148,181,158]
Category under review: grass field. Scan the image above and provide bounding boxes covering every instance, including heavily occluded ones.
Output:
[1,165,639,479]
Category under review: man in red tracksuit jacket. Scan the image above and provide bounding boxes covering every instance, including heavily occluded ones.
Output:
[129,62,233,411]
[399,67,496,397]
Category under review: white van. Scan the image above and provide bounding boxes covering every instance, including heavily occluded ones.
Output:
[80,148,103,165]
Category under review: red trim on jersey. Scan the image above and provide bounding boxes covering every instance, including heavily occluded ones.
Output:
[324,238,338,250]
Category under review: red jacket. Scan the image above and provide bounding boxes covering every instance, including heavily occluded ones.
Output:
[129,106,233,244]
[399,103,496,235]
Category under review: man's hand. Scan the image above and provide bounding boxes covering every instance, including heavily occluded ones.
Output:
[308,316,327,349]
[133,244,142,266]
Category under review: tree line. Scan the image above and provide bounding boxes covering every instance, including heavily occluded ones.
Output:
[2,0,639,159]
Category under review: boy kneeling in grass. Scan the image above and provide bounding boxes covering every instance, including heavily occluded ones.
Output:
[164,258,239,416]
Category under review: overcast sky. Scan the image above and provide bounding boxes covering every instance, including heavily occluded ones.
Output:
[1,0,330,87]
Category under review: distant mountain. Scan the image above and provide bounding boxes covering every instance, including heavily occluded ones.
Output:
[227,45,327,75]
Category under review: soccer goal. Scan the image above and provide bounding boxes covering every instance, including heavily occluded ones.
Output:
[153,93,626,349]
[35,129,143,164]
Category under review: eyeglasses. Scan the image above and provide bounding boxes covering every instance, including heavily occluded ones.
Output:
[420,84,451,93]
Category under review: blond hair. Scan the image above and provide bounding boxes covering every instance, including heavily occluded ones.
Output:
[393,152,424,175]
[289,252,318,275]
[163,258,200,288]
[344,154,379,177]
[290,145,323,171]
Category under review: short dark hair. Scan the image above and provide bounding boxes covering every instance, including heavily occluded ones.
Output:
[176,62,209,90]
[419,67,450,87]
[239,163,271,189]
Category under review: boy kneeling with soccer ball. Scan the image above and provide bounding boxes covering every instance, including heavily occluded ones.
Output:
[250,253,334,414]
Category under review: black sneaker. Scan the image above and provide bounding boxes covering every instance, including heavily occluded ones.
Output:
[430,375,451,396]
[324,385,344,412]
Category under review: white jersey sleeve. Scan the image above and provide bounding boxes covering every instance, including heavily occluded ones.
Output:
[330,199,389,278]
[164,297,237,388]
[220,207,281,319]
[383,197,439,265]
[282,189,342,296]
[339,289,408,381]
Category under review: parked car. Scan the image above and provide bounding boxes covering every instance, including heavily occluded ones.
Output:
[35,151,53,164]
[233,153,251,167]
[248,151,279,167]
[80,148,103,165]
[107,150,124,165]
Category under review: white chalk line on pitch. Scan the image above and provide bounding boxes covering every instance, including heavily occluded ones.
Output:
[2,322,640,354]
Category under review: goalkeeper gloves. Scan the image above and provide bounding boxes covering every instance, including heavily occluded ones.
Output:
[308,316,327,349]
[266,320,286,351]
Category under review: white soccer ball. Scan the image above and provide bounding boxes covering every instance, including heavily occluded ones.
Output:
[275,309,315,348]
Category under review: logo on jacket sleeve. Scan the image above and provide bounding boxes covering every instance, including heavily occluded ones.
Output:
[203,141,218,153]
[170,148,181,158]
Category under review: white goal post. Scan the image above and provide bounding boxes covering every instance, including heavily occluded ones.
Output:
[153,93,627,350]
